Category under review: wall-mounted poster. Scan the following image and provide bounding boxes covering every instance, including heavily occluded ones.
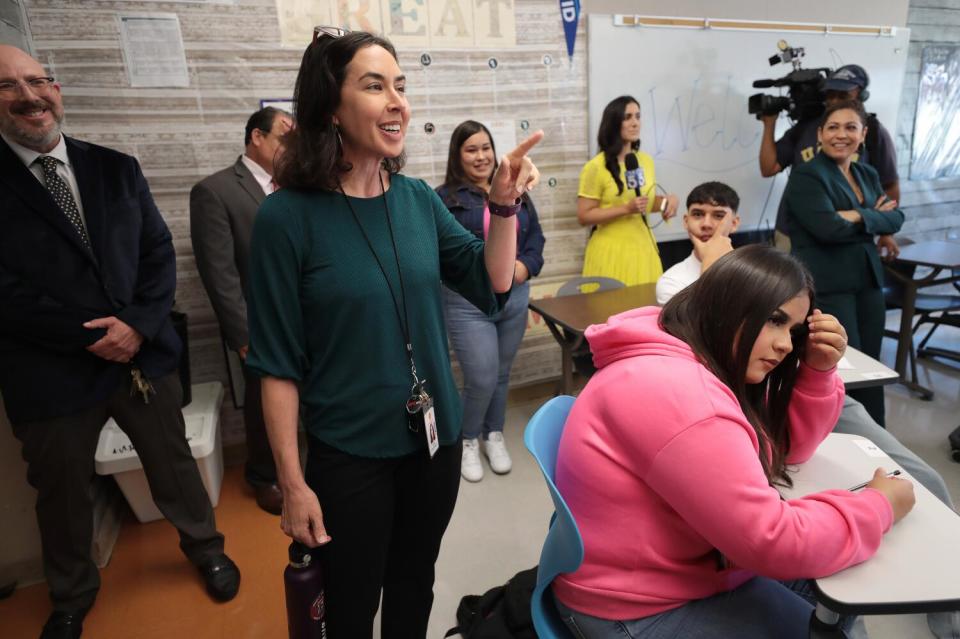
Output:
[911,45,960,180]
[117,13,190,88]
[0,0,34,54]
[274,0,516,50]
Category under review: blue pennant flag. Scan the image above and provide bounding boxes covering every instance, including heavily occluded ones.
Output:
[559,0,580,58]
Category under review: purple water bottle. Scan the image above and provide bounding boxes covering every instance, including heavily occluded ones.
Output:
[284,542,327,639]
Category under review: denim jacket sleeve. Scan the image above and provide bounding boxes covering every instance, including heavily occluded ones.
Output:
[436,183,546,279]
[517,196,545,277]
[436,183,485,240]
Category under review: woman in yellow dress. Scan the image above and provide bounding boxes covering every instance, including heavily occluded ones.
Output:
[578,95,679,286]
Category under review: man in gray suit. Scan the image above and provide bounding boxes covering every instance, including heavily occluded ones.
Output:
[190,106,292,515]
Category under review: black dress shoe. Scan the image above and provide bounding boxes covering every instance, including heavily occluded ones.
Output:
[40,610,85,639]
[197,553,240,602]
[253,483,283,516]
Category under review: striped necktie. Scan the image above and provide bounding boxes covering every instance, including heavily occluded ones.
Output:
[37,155,90,247]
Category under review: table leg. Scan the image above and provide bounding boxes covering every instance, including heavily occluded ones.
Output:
[560,343,573,396]
[809,604,846,639]
[537,315,579,396]
[895,281,934,400]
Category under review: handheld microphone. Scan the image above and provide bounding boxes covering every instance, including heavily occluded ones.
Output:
[624,153,644,197]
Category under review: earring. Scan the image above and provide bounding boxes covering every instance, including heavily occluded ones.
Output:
[335,125,344,150]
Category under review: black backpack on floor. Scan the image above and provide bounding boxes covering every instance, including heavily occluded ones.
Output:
[444,566,538,639]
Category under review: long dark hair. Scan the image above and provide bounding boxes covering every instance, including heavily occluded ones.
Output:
[597,95,640,195]
[442,120,498,189]
[660,245,816,486]
[275,31,406,190]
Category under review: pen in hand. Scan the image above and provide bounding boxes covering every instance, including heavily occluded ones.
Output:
[849,469,901,492]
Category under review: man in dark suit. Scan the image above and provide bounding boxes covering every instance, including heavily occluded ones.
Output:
[190,107,292,515]
[0,45,240,639]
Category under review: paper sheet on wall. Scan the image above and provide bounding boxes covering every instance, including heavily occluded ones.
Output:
[260,99,295,113]
[118,13,190,88]
[484,119,517,157]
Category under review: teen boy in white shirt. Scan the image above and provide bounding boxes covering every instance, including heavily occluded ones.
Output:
[656,182,740,305]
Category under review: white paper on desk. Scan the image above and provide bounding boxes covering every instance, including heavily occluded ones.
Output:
[837,356,854,370]
[118,13,190,88]
[853,438,886,457]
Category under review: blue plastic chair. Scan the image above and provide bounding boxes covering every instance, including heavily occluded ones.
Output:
[523,395,584,638]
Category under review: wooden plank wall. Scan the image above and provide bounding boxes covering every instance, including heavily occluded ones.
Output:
[23,0,587,446]
[15,0,960,448]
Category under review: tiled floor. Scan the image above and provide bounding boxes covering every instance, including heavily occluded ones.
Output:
[3,321,960,638]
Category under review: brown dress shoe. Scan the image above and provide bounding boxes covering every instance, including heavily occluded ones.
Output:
[253,483,283,515]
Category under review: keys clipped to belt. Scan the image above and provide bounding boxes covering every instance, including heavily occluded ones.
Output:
[130,367,156,404]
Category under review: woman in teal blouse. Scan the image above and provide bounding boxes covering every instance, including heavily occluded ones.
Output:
[246,30,542,636]
[784,100,904,427]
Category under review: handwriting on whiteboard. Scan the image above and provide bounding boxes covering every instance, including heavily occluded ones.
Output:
[645,75,763,172]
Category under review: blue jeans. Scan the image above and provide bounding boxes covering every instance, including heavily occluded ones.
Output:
[442,282,530,440]
[555,578,860,639]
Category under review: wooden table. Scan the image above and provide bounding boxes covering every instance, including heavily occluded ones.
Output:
[887,240,960,399]
[527,284,658,394]
[530,285,899,396]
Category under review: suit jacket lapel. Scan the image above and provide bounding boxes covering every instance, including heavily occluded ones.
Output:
[0,137,98,265]
[66,137,104,267]
[234,156,266,207]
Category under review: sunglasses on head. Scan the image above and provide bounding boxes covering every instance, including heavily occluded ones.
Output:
[313,25,349,43]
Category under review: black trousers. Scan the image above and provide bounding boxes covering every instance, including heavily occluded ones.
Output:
[818,287,887,427]
[242,362,276,486]
[12,373,224,613]
[305,437,462,638]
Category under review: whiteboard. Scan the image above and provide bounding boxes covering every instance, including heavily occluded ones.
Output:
[587,15,910,241]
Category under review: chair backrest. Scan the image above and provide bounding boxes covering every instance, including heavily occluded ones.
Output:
[557,276,624,297]
[523,395,584,638]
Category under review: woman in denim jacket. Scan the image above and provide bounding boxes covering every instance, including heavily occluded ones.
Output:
[437,121,546,482]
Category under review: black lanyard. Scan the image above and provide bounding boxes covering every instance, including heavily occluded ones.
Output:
[338,174,422,390]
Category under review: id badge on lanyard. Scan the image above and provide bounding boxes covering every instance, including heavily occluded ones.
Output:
[406,379,439,458]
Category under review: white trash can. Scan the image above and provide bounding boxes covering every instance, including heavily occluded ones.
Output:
[94,382,224,523]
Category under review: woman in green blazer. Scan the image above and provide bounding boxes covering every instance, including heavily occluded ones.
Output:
[785,100,904,427]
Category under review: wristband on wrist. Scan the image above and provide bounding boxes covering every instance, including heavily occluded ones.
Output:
[488,197,521,218]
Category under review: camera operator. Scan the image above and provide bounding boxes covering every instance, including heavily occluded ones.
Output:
[759,64,900,258]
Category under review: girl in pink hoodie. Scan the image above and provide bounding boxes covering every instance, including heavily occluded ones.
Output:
[553,245,915,639]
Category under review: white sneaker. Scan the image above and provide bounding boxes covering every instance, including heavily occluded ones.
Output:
[461,438,484,482]
[483,432,512,475]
